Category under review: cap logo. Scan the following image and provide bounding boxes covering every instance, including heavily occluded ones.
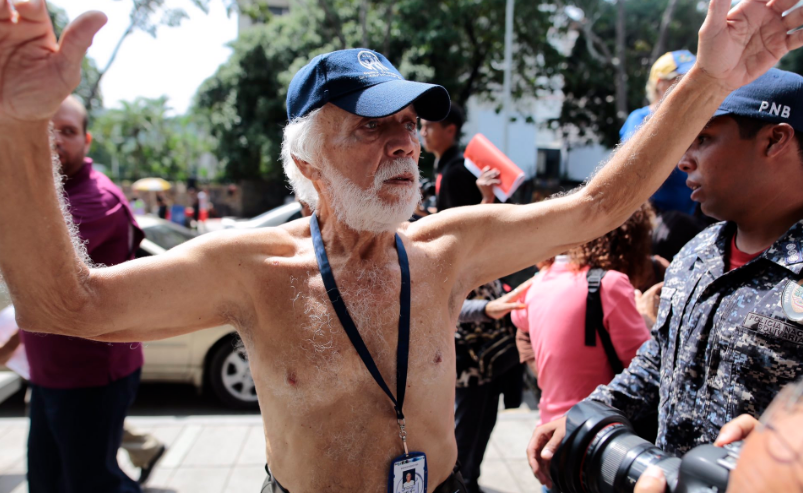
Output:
[759,101,791,119]
[358,51,390,73]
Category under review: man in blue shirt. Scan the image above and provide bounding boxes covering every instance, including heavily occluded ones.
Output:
[621,50,697,216]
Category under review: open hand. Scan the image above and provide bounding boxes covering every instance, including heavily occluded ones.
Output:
[526,415,567,488]
[0,0,106,123]
[635,282,663,327]
[485,278,532,320]
[476,166,501,204]
[697,0,803,92]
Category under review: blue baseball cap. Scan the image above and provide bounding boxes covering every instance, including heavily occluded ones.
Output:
[286,48,451,122]
[714,68,803,132]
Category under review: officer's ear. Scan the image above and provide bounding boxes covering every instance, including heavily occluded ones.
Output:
[764,123,796,159]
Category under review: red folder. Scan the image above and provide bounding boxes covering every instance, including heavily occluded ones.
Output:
[463,134,526,202]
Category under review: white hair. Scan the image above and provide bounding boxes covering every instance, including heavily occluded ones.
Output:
[281,108,324,209]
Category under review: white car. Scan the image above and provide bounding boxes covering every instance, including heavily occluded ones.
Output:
[135,216,257,409]
[218,201,302,230]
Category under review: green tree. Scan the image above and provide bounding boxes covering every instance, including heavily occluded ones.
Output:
[90,97,215,181]
[779,48,803,77]
[83,0,224,108]
[556,0,707,150]
[197,0,564,185]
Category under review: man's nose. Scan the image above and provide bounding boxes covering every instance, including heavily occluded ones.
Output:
[387,125,416,158]
[677,151,695,173]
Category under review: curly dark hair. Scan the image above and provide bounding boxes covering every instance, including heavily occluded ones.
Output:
[569,202,656,288]
[569,202,655,280]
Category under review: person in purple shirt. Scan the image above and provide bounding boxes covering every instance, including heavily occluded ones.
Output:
[18,95,146,493]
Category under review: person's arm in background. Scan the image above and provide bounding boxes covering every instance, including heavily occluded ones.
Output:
[459,300,493,324]
[510,283,537,375]
[515,329,537,376]
[459,278,532,324]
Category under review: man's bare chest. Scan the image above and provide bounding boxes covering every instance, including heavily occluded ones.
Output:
[248,262,455,411]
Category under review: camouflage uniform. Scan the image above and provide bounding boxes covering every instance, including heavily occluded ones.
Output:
[586,220,803,455]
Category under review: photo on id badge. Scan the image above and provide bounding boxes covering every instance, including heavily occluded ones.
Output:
[390,452,427,493]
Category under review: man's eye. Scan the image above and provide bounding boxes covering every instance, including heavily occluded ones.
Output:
[365,121,379,130]
[405,122,416,131]
[697,135,707,145]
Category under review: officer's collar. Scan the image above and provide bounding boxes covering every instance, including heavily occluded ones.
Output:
[698,220,803,275]
[762,220,803,274]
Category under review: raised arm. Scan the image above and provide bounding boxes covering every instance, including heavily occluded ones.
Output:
[414,0,803,294]
[0,1,255,342]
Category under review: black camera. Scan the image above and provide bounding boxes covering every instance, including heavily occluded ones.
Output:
[549,401,742,493]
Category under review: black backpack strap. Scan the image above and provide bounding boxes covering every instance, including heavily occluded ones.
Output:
[585,269,624,374]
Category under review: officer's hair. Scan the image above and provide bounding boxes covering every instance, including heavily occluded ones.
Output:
[730,115,803,165]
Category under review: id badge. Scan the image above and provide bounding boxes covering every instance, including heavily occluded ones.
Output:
[388,452,427,493]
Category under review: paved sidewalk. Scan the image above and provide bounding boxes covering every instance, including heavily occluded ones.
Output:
[0,405,542,493]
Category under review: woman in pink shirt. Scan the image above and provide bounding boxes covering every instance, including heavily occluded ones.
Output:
[512,204,656,426]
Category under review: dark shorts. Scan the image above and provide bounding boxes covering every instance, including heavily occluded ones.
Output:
[261,463,468,493]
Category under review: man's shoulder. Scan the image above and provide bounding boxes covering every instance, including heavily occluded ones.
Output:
[202,220,302,257]
[67,168,130,222]
[670,221,727,263]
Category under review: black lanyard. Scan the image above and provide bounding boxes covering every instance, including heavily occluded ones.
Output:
[309,212,411,421]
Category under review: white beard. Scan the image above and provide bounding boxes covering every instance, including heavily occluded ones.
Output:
[321,158,421,233]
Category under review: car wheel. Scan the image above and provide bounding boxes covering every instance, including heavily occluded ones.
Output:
[208,339,259,409]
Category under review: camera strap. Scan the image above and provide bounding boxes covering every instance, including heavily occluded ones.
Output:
[309,212,412,452]
[585,269,624,374]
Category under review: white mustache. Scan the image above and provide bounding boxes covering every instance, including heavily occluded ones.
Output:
[372,158,419,189]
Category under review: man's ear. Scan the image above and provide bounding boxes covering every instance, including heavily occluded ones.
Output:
[292,155,322,181]
[85,131,93,153]
[765,124,795,158]
[445,123,457,142]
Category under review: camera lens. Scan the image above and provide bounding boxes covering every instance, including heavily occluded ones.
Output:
[552,402,735,493]
[584,422,680,493]
[551,401,680,493]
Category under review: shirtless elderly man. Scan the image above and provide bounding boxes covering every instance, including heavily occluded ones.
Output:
[1,0,801,492]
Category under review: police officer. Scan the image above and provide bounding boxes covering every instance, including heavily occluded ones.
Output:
[527,68,803,489]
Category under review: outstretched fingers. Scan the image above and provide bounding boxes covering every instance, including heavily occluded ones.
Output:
[0,0,12,21]
[768,0,803,15]
[783,5,803,33]
[786,25,803,52]
[57,11,107,66]
[10,0,49,23]
[706,0,733,22]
